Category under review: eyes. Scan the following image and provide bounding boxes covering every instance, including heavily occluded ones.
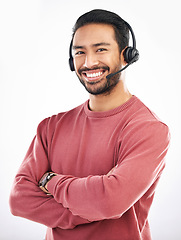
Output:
[97,48,107,53]
[74,48,107,56]
[75,51,84,56]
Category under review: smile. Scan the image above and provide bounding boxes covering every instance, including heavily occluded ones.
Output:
[82,69,106,82]
[86,71,103,78]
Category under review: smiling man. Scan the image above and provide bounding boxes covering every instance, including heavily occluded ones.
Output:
[74,24,122,96]
[9,9,170,240]
[73,18,132,112]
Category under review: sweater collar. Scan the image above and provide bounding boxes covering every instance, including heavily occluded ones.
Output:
[84,95,137,118]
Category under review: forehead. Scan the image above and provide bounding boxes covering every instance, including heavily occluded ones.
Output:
[73,23,117,47]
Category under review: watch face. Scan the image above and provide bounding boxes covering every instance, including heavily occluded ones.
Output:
[39,173,48,187]
[39,173,55,188]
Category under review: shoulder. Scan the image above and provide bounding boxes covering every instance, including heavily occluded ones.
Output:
[122,97,170,146]
[36,102,86,134]
[128,97,169,128]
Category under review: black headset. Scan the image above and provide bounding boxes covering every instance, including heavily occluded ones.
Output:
[69,20,139,78]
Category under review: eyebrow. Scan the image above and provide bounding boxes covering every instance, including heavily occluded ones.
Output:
[72,42,111,50]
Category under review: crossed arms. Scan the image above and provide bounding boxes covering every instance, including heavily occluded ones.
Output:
[9,117,170,228]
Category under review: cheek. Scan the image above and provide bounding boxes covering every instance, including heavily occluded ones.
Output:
[74,58,84,72]
[73,59,80,73]
[73,52,121,71]
[104,54,121,70]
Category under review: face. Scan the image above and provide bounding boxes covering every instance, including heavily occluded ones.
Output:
[72,23,123,95]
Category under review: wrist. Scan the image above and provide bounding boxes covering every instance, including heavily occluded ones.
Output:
[39,172,57,194]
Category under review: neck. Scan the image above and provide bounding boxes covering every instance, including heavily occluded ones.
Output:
[89,80,132,112]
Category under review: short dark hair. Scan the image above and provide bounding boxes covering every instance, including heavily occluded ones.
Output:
[72,9,129,53]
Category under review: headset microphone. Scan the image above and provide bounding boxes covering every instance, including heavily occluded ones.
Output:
[69,19,139,75]
[106,50,139,79]
[106,60,133,79]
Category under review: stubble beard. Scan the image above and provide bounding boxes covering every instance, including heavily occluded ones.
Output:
[77,66,121,96]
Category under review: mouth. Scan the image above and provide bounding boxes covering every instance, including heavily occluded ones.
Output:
[81,69,107,82]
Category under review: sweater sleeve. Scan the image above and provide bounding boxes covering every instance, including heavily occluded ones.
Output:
[47,121,170,222]
[9,118,90,229]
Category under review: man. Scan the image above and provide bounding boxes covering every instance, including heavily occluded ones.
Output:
[9,9,170,240]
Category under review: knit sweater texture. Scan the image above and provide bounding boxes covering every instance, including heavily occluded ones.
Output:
[9,96,170,240]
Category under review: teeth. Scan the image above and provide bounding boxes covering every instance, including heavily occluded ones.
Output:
[86,72,103,78]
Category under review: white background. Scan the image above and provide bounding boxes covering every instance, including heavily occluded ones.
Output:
[0,0,180,239]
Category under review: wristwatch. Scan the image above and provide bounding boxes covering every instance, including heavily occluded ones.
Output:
[39,172,56,194]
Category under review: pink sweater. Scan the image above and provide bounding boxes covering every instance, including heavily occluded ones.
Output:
[9,96,170,240]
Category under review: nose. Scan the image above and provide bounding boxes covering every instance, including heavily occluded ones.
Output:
[83,52,99,69]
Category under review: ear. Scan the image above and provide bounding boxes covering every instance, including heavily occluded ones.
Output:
[120,47,128,66]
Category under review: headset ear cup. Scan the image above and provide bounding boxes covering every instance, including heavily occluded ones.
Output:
[123,47,131,63]
[123,47,139,64]
[69,57,75,71]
